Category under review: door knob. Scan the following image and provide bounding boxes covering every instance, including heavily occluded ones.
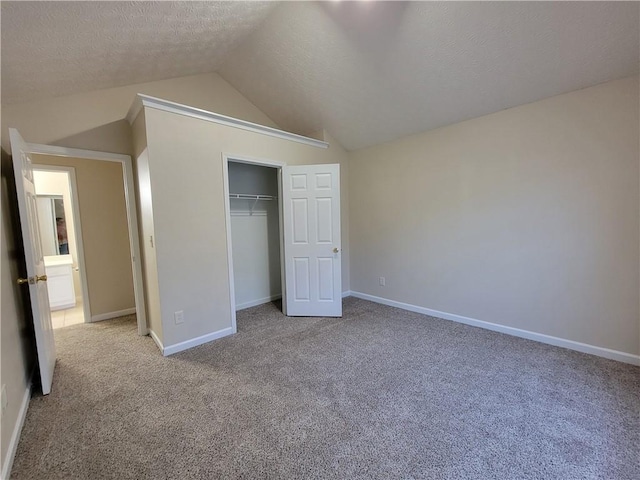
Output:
[16,277,31,285]
[333,247,340,253]
[36,274,48,282]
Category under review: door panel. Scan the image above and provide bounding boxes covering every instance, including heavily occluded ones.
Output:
[316,198,333,243]
[9,128,56,395]
[317,257,334,301]
[283,164,341,317]
[293,257,310,301]
[292,199,308,244]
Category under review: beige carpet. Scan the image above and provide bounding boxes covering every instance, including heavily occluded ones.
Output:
[10,298,640,479]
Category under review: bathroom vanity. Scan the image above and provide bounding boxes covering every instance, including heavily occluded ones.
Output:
[44,254,76,310]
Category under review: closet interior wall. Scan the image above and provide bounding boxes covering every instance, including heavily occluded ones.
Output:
[228,162,281,310]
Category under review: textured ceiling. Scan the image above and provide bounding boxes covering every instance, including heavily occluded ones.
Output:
[2,2,639,151]
[220,1,640,150]
[1,1,278,105]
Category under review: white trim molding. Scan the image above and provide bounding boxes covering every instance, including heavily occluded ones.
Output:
[350,291,640,366]
[127,94,329,149]
[222,157,237,334]
[1,382,32,480]
[236,294,282,311]
[162,327,235,356]
[91,308,136,323]
[25,143,130,163]
[222,153,286,168]
[342,291,352,298]
[149,329,164,355]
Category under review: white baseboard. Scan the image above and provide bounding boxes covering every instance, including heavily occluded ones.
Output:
[50,301,76,311]
[236,294,282,311]
[149,329,164,355]
[91,307,136,322]
[1,381,32,480]
[237,292,350,311]
[162,327,236,356]
[350,291,640,366]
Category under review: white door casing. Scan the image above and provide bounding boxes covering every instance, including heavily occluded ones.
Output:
[25,143,147,336]
[9,128,56,395]
[282,164,342,317]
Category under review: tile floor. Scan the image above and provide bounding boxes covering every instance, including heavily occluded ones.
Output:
[51,301,85,329]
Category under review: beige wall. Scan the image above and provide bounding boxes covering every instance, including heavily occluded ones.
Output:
[31,154,135,317]
[349,76,640,356]
[1,72,278,155]
[1,152,35,475]
[131,109,148,160]
[141,107,350,347]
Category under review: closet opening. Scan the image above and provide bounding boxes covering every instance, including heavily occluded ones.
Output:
[223,156,286,325]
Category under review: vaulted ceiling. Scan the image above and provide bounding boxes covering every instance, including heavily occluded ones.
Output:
[1,1,278,104]
[2,1,638,151]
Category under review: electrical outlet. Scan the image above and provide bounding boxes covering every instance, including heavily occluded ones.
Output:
[174,310,184,325]
[1,384,7,418]
[379,276,386,286]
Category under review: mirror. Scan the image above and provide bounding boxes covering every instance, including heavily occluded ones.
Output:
[35,195,68,256]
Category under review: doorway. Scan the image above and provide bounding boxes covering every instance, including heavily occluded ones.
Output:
[32,166,89,328]
[9,129,147,395]
[223,156,285,329]
[25,143,147,336]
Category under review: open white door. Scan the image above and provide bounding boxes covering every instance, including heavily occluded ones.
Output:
[9,128,56,395]
[282,164,342,317]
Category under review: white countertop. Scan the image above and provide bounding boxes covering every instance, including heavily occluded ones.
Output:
[44,254,73,267]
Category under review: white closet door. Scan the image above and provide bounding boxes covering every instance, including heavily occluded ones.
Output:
[282,164,341,317]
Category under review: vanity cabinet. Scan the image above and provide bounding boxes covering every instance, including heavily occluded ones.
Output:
[44,255,76,311]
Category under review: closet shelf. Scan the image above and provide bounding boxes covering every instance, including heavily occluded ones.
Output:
[229,193,278,214]
[229,193,277,200]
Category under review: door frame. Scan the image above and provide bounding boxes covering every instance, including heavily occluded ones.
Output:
[32,164,91,325]
[24,143,148,336]
[222,153,287,331]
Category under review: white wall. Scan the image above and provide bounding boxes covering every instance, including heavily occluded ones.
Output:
[228,161,279,197]
[228,162,281,309]
[349,76,640,357]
